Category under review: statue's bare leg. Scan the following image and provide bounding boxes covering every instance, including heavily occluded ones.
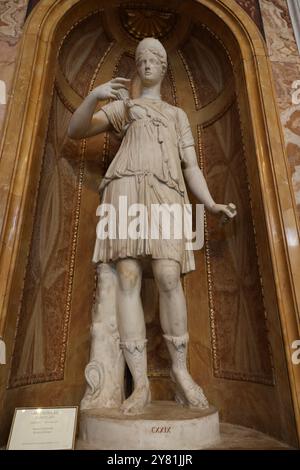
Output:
[152,259,209,409]
[116,258,151,414]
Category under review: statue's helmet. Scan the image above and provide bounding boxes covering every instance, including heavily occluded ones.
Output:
[135,37,167,68]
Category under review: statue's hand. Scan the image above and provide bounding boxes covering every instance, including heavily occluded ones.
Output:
[90,78,131,101]
[210,203,237,224]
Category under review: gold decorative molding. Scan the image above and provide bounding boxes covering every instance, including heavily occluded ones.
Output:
[119,5,177,41]
[167,61,178,107]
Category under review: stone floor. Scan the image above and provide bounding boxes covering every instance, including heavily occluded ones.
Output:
[204,423,294,450]
[2,425,294,450]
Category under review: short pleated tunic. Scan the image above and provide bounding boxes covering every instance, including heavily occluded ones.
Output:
[92,97,196,274]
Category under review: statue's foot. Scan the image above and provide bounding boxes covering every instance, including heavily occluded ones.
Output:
[80,392,122,411]
[171,369,209,410]
[120,382,151,415]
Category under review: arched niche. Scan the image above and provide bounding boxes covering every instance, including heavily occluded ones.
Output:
[0,0,299,447]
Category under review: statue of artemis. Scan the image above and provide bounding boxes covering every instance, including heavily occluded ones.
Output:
[68,38,236,415]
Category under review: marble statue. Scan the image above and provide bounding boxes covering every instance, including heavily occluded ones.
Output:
[68,38,237,415]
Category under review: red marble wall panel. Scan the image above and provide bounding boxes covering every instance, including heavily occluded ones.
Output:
[235,0,264,32]
[259,0,300,215]
[0,1,28,140]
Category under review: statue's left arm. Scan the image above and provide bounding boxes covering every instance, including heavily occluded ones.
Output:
[177,108,236,221]
[182,145,237,220]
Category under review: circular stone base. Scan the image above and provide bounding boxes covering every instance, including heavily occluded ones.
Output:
[77,401,220,450]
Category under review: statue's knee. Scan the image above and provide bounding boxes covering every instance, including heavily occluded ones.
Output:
[117,263,140,293]
[156,268,180,293]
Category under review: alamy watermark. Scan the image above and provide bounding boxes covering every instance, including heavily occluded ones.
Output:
[0,80,6,105]
[292,340,300,365]
[95,196,204,251]
[292,80,300,105]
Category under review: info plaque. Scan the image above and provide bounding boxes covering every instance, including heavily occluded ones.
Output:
[7,406,78,450]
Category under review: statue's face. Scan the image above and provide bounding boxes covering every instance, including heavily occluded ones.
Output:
[136,50,166,86]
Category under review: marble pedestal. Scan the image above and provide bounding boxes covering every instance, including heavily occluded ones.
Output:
[77,401,220,450]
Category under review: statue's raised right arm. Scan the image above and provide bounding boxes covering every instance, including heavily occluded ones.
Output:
[67,77,130,139]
